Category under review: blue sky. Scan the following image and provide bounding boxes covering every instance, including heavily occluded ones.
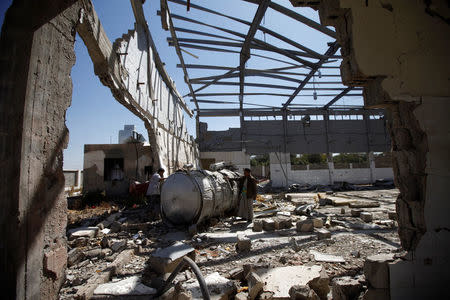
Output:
[1,0,362,170]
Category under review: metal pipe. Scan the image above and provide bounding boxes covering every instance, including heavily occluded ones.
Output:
[160,169,241,225]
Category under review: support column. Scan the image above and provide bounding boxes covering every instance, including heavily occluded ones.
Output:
[327,153,334,185]
[368,151,375,183]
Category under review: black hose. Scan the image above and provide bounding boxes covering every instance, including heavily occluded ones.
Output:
[156,256,211,300]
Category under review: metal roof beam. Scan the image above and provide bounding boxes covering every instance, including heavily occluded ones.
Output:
[323,86,354,109]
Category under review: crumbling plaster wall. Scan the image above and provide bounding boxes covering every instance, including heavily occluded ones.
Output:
[0,1,80,298]
[302,0,450,297]
[77,0,198,174]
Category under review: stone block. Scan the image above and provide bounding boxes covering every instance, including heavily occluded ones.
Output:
[388,211,397,220]
[183,272,236,300]
[149,242,195,274]
[93,276,157,297]
[68,226,99,240]
[275,216,293,230]
[351,209,362,217]
[307,266,330,299]
[44,246,67,279]
[360,212,373,223]
[68,248,85,267]
[332,276,363,300]
[289,284,320,300]
[236,233,251,252]
[110,221,122,233]
[253,219,263,232]
[296,219,314,232]
[111,240,127,252]
[313,218,323,228]
[316,228,331,240]
[364,253,395,289]
[263,218,275,231]
[246,272,264,300]
[235,292,248,300]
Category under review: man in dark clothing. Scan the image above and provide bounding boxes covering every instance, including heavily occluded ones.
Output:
[236,168,258,222]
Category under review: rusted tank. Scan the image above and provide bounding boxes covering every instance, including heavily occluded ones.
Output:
[160,169,241,225]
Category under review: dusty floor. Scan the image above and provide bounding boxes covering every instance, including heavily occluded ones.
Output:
[59,188,401,299]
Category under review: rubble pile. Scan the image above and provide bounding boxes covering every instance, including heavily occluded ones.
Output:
[59,188,401,299]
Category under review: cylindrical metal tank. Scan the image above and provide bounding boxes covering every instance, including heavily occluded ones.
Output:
[160,169,241,225]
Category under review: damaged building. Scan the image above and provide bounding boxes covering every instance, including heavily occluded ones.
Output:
[0,0,449,300]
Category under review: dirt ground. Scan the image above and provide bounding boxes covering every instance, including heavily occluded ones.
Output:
[60,188,401,299]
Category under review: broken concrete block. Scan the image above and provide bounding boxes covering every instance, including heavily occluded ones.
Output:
[255,265,326,299]
[228,268,245,281]
[364,253,395,289]
[100,236,111,249]
[351,209,362,217]
[236,233,251,252]
[111,240,127,252]
[110,221,122,233]
[340,208,346,214]
[289,284,320,300]
[387,211,397,220]
[263,218,275,231]
[307,266,330,299]
[85,248,103,258]
[325,216,332,228]
[316,228,331,240]
[149,242,195,274]
[360,212,373,223]
[253,219,263,232]
[312,218,323,228]
[247,272,264,300]
[183,272,236,299]
[310,250,345,263]
[93,276,157,297]
[68,248,85,267]
[44,245,67,279]
[68,227,99,240]
[274,216,293,229]
[296,219,314,232]
[332,276,363,300]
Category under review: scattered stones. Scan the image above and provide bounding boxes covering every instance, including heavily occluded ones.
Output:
[364,253,395,289]
[274,216,293,229]
[109,221,122,233]
[387,211,397,220]
[68,248,85,267]
[263,218,275,231]
[360,212,373,223]
[296,218,314,232]
[93,276,157,297]
[332,276,363,300]
[235,291,248,300]
[351,209,362,217]
[253,219,263,232]
[111,240,127,252]
[307,266,330,299]
[340,208,346,214]
[316,228,331,240]
[100,236,111,249]
[183,272,236,300]
[236,233,251,252]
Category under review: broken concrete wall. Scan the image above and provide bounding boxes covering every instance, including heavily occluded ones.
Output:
[77,0,198,174]
[200,151,251,173]
[306,0,450,297]
[83,143,154,195]
[0,1,80,298]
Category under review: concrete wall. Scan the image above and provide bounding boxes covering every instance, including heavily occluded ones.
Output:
[0,1,80,298]
[308,1,450,298]
[269,152,394,187]
[63,170,82,188]
[198,112,390,154]
[83,143,153,196]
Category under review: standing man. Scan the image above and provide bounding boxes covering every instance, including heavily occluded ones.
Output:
[146,168,165,216]
[236,168,258,222]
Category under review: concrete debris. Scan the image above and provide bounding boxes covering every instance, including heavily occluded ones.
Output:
[149,242,195,274]
[307,266,330,299]
[246,272,264,300]
[93,276,156,296]
[351,209,362,217]
[255,265,327,299]
[340,208,346,214]
[294,203,316,216]
[316,228,331,240]
[360,212,373,223]
[236,233,251,252]
[275,216,293,229]
[263,218,276,231]
[296,218,314,232]
[364,253,395,289]
[310,250,345,263]
[387,211,397,220]
[68,248,85,267]
[68,227,99,240]
[109,221,122,233]
[312,218,323,228]
[111,240,127,252]
[289,284,320,300]
[331,276,363,300]
[235,291,248,300]
[252,219,263,232]
[183,272,236,300]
